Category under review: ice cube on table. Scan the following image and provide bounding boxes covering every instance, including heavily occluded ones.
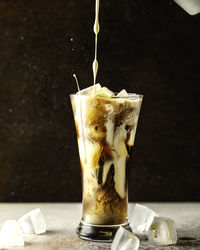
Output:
[30,208,46,234]
[174,0,200,15]
[130,204,158,232]
[111,227,140,250]
[116,89,129,97]
[148,217,177,246]
[0,220,24,247]
[18,208,46,234]
[18,212,34,234]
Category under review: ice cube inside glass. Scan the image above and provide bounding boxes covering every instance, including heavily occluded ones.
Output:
[70,89,143,242]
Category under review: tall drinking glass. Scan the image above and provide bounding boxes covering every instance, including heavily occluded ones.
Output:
[70,92,143,242]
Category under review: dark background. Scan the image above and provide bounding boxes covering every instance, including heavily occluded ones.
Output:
[0,0,199,202]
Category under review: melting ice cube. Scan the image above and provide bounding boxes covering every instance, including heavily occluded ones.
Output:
[130,204,158,232]
[111,227,140,250]
[96,86,115,97]
[18,208,46,234]
[76,83,102,95]
[116,89,129,97]
[148,217,177,246]
[174,0,200,15]
[18,212,34,234]
[0,220,24,247]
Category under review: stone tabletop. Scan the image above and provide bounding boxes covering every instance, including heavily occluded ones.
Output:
[0,203,200,249]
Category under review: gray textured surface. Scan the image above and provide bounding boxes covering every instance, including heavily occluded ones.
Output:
[0,203,200,249]
[0,0,200,202]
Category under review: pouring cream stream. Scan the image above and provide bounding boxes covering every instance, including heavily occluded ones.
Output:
[92,0,100,94]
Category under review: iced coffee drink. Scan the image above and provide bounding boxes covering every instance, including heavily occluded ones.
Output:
[70,84,142,241]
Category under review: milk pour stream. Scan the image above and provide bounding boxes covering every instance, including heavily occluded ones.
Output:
[92,0,100,92]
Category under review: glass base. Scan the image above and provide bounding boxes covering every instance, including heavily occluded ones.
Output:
[76,220,132,242]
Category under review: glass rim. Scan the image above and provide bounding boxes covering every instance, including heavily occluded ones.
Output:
[70,92,143,100]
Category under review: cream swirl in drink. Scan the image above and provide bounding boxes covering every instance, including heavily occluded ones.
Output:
[71,85,142,225]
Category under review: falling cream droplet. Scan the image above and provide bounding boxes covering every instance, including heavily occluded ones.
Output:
[92,59,98,87]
